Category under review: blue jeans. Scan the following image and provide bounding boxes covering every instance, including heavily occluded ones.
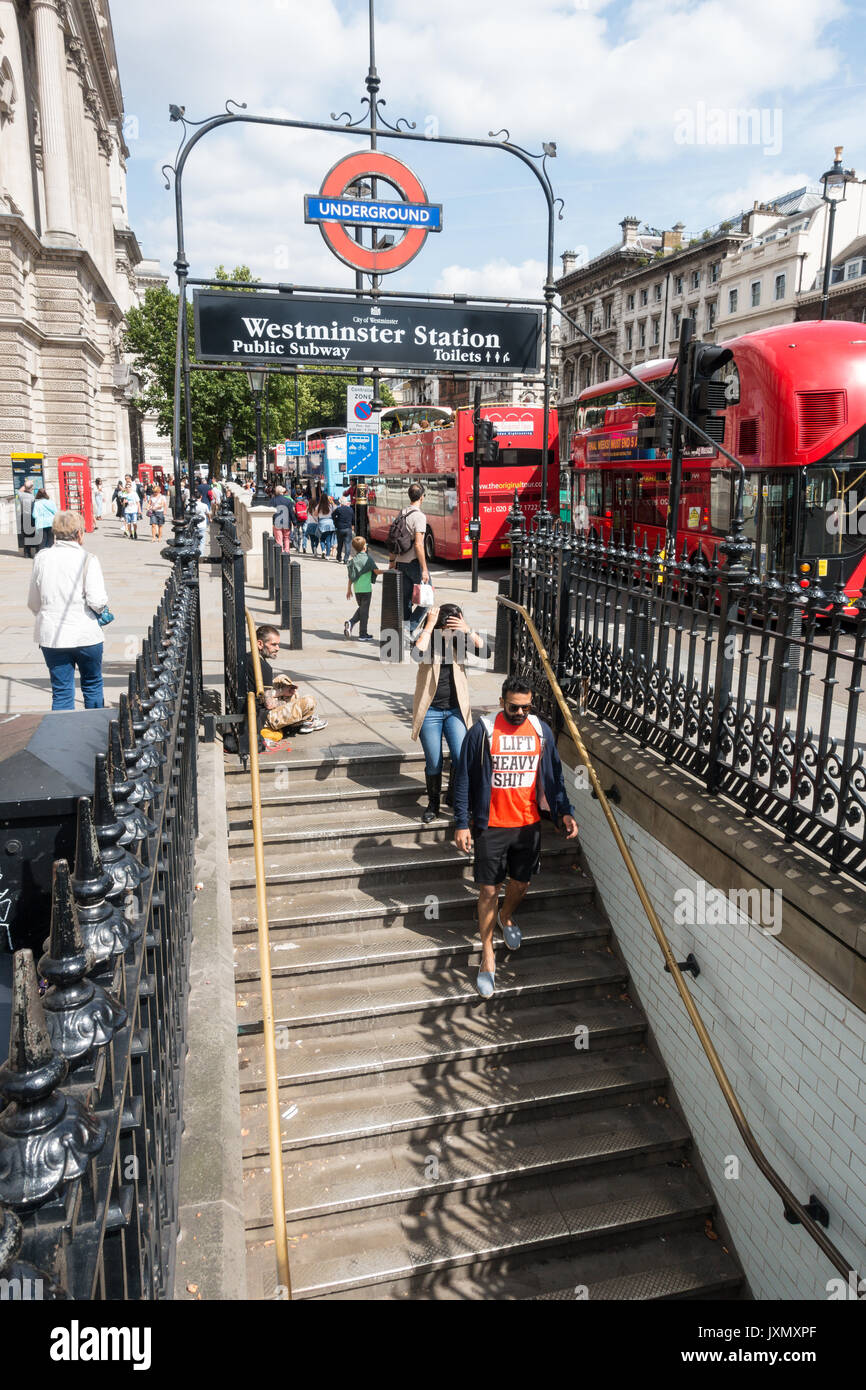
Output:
[303,520,318,553]
[319,524,335,557]
[418,706,466,776]
[41,642,104,710]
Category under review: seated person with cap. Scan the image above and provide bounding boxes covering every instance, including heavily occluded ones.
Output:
[245,624,327,739]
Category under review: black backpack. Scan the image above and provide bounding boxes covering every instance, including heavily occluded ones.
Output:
[388,507,415,555]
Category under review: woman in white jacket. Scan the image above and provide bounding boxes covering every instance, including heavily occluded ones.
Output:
[27,509,110,710]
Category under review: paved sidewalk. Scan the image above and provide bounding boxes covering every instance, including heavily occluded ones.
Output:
[197,540,509,752]
[0,513,178,714]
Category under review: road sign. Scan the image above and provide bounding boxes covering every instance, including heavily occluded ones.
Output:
[194,292,542,374]
[308,150,440,275]
[284,440,304,456]
[347,385,380,434]
[346,433,379,476]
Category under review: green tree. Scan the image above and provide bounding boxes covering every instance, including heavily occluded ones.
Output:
[124,266,393,472]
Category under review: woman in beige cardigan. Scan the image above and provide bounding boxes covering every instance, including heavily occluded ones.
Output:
[412,603,485,822]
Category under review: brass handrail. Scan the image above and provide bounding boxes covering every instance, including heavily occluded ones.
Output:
[499,595,859,1284]
[245,610,292,1299]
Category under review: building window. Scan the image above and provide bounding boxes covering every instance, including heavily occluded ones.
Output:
[585,308,593,331]
[774,273,786,300]
[728,288,738,314]
[750,280,761,307]
[710,261,721,283]
[639,288,648,307]
[604,301,612,329]
[707,300,717,330]
[846,259,861,280]
[674,275,683,296]
[638,321,646,348]
[691,270,701,290]
[625,324,633,350]
[831,265,844,284]
[651,318,660,346]
[626,292,635,311]
[672,309,681,338]
[654,282,662,302]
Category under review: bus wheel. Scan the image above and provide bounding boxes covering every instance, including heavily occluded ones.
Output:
[424,530,436,563]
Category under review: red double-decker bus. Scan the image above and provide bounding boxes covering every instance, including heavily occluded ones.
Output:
[564,321,866,611]
[368,404,559,561]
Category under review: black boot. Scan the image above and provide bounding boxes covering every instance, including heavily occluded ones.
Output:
[422,772,441,823]
[443,768,454,810]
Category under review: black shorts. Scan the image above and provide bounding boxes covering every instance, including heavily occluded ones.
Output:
[473,822,542,886]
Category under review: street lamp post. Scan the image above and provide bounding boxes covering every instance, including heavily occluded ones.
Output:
[820,147,854,322]
[223,420,233,484]
[247,370,270,507]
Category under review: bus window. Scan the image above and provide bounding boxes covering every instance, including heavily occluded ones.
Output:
[635,474,667,528]
[801,465,866,556]
[585,470,602,516]
[710,470,732,535]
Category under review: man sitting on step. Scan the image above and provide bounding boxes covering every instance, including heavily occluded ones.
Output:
[453,673,578,999]
[246,624,327,737]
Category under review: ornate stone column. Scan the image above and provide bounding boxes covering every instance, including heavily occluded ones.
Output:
[31,0,75,240]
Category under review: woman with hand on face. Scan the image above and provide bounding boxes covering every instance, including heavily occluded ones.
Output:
[411,603,486,823]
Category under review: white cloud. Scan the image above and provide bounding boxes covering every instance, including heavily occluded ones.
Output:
[708,170,815,219]
[436,258,548,300]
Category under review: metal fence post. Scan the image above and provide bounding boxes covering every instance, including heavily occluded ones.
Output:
[493,577,511,673]
[381,568,404,663]
[289,561,303,650]
[707,530,751,793]
[280,551,292,632]
[263,530,271,595]
[266,535,276,602]
[273,543,282,615]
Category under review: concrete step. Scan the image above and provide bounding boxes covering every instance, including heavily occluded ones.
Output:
[232,901,610,984]
[228,806,465,852]
[231,868,593,937]
[226,769,431,816]
[237,996,645,1092]
[243,1097,682,1231]
[307,1227,744,1302]
[245,1160,715,1299]
[235,943,628,1037]
[224,743,429,788]
[239,1047,668,1160]
[229,835,586,893]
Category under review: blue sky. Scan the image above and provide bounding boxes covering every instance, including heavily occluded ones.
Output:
[111,0,865,299]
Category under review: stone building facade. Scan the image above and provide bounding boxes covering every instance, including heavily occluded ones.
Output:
[0,0,156,496]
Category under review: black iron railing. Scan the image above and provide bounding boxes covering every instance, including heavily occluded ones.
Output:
[218,511,248,757]
[0,549,202,1300]
[505,498,866,880]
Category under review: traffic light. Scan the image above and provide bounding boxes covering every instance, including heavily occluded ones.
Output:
[637,382,676,456]
[685,342,732,448]
[475,418,499,465]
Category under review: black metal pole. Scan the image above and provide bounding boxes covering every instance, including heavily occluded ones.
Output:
[820,198,837,322]
[667,316,694,558]
[252,394,268,506]
[471,382,481,593]
[264,373,270,488]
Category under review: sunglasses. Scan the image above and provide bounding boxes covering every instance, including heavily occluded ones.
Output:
[505,701,532,712]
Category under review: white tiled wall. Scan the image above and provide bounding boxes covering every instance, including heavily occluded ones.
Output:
[575,787,866,1300]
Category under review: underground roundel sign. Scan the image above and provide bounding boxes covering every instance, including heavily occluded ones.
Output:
[305,150,442,275]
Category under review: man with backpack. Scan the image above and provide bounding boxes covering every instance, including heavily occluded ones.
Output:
[453,674,578,998]
[388,483,430,634]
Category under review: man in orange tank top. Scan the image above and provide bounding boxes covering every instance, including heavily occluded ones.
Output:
[454,675,578,997]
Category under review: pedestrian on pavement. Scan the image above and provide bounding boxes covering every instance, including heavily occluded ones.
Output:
[316,494,336,558]
[92,478,105,524]
[412,604,485,824]
[147,484,166,542]
[193,494,210,555]
[272,485,294,553]
[33,488,57,549]
[332,496,355,562]
[17,480,38,557]
[389,483,430,636]
[303,495,320,555]
[344,537,382,642]
[453,674,578,997]
[112,480,125,520]
[28,509,109,711]
[121,475,141,539]
[292,488,308,550]
[245,626,327,733]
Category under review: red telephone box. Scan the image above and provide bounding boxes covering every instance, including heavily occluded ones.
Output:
[58,455,94,532]
[137,463,154,488]
[153,466,166,487]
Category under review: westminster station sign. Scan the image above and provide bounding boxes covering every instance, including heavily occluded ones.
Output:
[194,291,542,373]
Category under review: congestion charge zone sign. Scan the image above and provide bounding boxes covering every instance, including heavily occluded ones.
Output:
[193,291,541,374]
